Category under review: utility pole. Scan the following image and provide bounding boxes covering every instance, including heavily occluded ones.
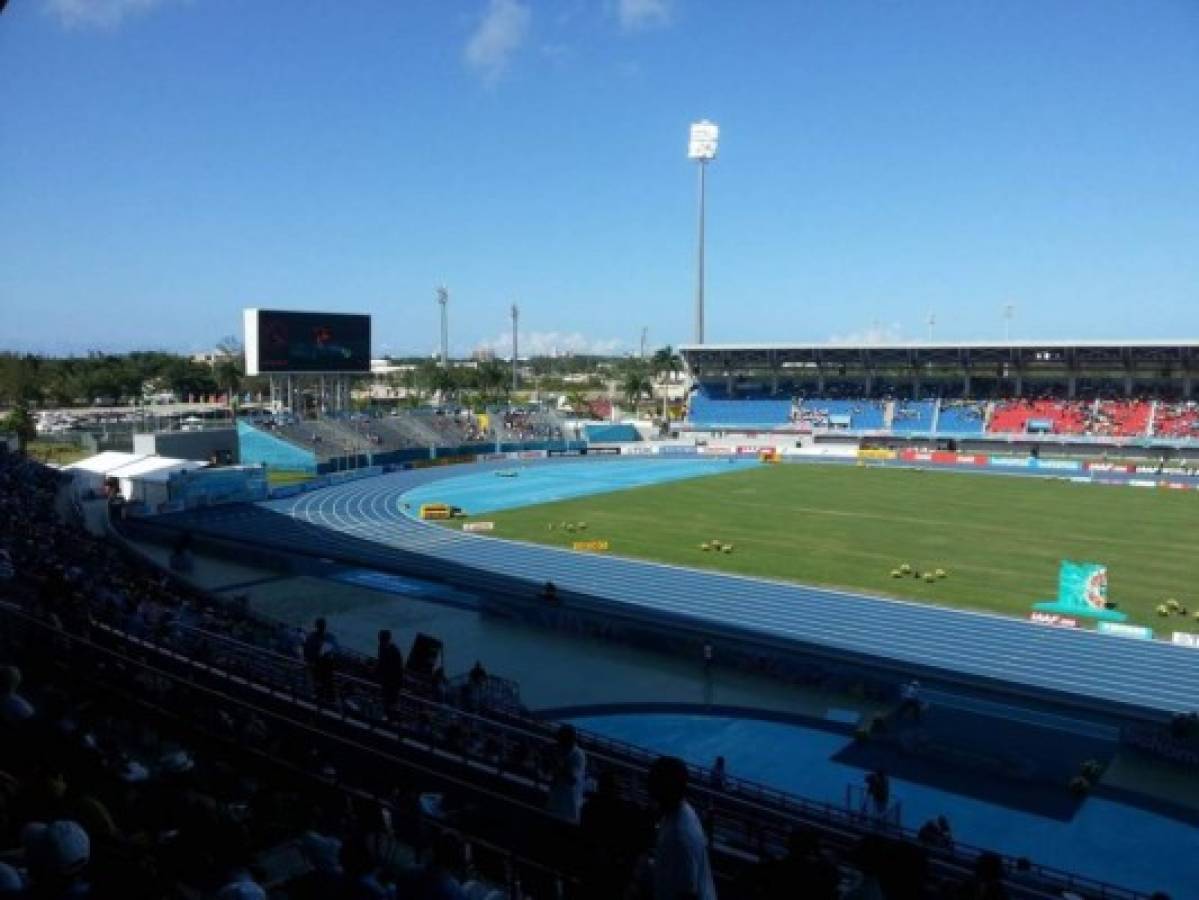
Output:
[437,286,449,368]
[510,303,519,397]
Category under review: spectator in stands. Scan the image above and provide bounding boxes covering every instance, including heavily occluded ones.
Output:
[546,725,587,824]
[865,769,890,816]
[580,770,653,900]
[465,661,487,712]
[842,835,887,900]
[899,679,923,721]
[957,850,1009,900]
[917,815,953,849]
[216,867,267,899]
[400,829,467,900]
[300,806,344,882]
[758,827,838,900]
[0,862,22,896]
[0,666,34,726]
[303,618,338,702]
[709,756,726,791]
[647,755,717,900]
[23,819,92,898]
[376,630,404,714]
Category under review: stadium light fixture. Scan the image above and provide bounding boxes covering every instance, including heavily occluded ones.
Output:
[689,120,719,345]
[1003,303,1015,341]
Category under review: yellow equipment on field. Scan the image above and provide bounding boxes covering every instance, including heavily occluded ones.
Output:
[419,503,453,520]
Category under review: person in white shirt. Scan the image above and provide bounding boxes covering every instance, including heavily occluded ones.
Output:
[546,725,587,823]
[649,756,717,900]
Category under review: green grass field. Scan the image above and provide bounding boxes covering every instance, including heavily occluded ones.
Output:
[456,464,1199,634]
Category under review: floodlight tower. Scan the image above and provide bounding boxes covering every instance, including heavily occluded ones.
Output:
[688,120,719,345]
[1003,303,1015,341]
[510,303,519,395]
[926,311,936,342]
[437,286,449,368]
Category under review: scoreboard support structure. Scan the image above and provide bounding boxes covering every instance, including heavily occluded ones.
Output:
[267,373,353,415]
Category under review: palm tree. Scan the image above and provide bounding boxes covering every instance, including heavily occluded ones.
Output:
[564,390,589,417]
[650,346,682,421]
[621,365,652,413]
[476,360,507,403]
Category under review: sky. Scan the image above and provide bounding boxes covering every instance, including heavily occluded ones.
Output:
[1,0,1198,357]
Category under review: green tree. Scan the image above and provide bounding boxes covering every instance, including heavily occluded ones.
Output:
[214,336,244,402]
[564,390,589,417]
[476,360,507,403]
[2,403,36,452]
[621,364,652,411]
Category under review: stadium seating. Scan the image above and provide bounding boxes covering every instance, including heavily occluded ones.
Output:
[1090,400,1152,437]
[1153,401,1199,438]
[891,400,936,433]
[988,399,1088,435]
[936,401,987,434]
[687,390,793,427]
[794,398,886,430]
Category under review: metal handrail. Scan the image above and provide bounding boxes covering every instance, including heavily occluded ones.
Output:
[0,603,577,897]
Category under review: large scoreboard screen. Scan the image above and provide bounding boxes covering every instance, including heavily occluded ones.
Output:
[244,309,371,375]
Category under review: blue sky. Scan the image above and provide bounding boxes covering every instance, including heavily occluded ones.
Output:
[2,0,1197,356]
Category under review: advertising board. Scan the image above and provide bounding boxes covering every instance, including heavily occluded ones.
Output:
[1097,621,1154,640]
[1028,611,1080,629]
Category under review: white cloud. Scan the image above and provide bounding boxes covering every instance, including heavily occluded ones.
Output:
[615,0,673,31]
[477,330,626,357]
[464,0,532,84]
[827,323,907,345]
[43,0,177,28]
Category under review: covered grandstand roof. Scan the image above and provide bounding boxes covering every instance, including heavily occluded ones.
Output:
[680,340,1199,372]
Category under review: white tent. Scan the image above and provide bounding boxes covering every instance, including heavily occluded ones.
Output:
[64,452,147,495]
[107,456,207,507]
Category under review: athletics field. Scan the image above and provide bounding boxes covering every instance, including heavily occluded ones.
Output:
[454,464,1199,634]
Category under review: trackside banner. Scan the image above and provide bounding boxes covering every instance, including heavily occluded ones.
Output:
[1097,622,1154,640]
[1172,632,1199,648]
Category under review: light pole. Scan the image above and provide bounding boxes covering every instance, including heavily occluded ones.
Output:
[927,312,936,343]
[510,303,519,398]
[688,120,719,345]
[437,286,449,369]
[1003,304,1015,341]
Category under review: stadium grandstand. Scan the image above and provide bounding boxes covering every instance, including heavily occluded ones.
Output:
[678,341,1199,442]
[7,425,1193,897]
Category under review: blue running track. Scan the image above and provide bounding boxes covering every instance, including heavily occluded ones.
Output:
[158,458,1199,722]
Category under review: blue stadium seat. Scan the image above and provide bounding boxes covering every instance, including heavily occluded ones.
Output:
[688,392,792,427]
[892,400,936,433]
[937,402,986,434]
